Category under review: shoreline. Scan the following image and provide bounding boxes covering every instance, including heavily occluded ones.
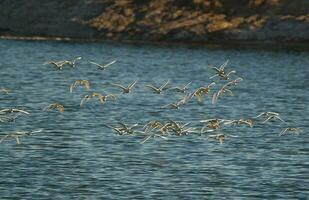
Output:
[1,35,309,51]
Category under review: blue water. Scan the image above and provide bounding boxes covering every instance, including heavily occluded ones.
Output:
[0,39,308,199]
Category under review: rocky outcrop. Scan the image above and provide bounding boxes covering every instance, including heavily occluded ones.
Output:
[0,0,308,46]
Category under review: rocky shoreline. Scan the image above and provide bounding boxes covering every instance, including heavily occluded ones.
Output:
[0,0,308,49]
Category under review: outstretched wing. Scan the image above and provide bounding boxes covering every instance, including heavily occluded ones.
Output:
[219,60,229,70]
[128,80,138,90]
[110,83,126,90]
[159,80,170,90]
[145,85,159,92]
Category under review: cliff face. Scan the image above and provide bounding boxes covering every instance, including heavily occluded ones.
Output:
[0,0,308,45]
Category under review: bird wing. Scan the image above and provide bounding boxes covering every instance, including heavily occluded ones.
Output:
[89,61,104,68]
[80,95,90,106]
[106,94,117,101]
[159,80,170,90]
[128,80,138,90]
[219,60,229,70]
[102,60,117,69]
[145,85,159,92]
[183,81,192,89]
[212,92,218,104]
[110,83,126,90]
[209,74,219,79]
[227,70,236,76]
[69,83,75,93]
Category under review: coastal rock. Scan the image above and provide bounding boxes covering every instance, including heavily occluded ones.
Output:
[0,0,308,46]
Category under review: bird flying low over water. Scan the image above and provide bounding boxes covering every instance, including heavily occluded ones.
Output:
[70,80,91,93]
[209,60,236,80]
[223,118,253,128]
[145,80,170,94]
[104,122,140,135]
[279,127,300,136]
[89,60,117,70]
[207,133,238,144]
[255,112,285,123]
[0,108,30,115]
[43,56,81,70]
[62,56,82,68]
[109,80,138,94]
[169,81,192,93]
[161,92,194,109]
[43,61,67,70]
[0,129,43,145]
[193,82,216,103]
[80,92,116,106]
[0,88,11,95]
[43,103,65,113]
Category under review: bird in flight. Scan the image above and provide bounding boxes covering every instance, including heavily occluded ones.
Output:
[193,82,215,103]
[223,118,253,128]
[109,80,138,94]
[145,80,170,94]
[0,88,11,95]
[161,92,194,109]
[62,56,82,68]
[255,112,285,123]
[209,60,236,80]
[89,60,117,70]
[80,92,116,106]
[0,129,43,145]
[70,80,91,93]
[169,81,192,93]
[279,127,300,136]
[43,61,67,70]
[0,108,30,115]
[43,56,81,70]
[43,103,65,113]
[104,122,139,135]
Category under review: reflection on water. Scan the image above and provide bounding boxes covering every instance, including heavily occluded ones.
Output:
[0,39,308,199]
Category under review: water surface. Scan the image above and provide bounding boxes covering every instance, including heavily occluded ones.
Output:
[0,40,308,199]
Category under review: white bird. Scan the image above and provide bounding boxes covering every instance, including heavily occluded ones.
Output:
[89,60,117,70]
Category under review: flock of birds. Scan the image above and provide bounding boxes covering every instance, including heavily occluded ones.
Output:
[0,57,300,145]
